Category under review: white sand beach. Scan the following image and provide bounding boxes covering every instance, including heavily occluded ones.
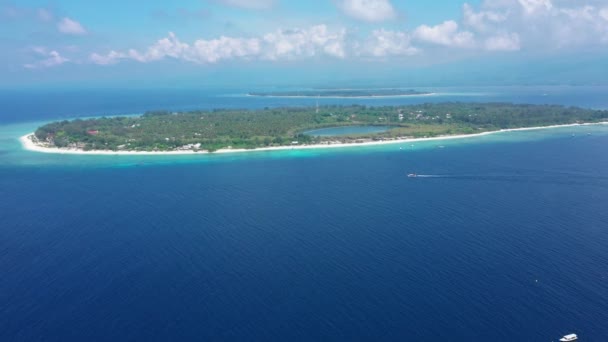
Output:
[19,122,608,156]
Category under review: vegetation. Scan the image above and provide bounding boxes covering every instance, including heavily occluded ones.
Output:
[33,103,608,152]
[248,89,430,97]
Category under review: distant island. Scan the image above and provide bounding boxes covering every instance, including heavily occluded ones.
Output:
[248,89,431,97]
[24,103,608,154]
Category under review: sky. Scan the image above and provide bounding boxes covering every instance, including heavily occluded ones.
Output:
[1,0,608,88]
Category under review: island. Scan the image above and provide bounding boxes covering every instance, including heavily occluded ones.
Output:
[25,103,608,154]
[248,89,431,97]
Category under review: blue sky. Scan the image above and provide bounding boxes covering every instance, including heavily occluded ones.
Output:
[1,0,608,87]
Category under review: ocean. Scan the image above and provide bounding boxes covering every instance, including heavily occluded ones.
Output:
[1,86,607,341]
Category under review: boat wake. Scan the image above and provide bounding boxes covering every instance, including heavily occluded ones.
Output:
[406,173,608,188]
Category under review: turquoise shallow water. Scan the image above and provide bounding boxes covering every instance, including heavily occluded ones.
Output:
[2,120,607,168]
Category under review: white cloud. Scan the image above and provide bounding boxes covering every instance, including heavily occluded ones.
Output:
[413,21,475,48]
[189,36,261,63]
[57,17,87,35]
[364,29,419,57]
[459,1,608,49]
[337,0,397,22]
[89,51,126,65]
[217,0,275,9]
[601,8,608,21]
[86,1,608,67]
[485,33,521,50]
[128,32,190,62]
[262,25,347,60]
[518,0,553,15]
[24,49,69,69]
[559,6,595,21]
[91,25,348,65]
[462,3,507,32]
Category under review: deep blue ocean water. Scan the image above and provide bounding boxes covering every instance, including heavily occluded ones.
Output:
[1,86,608,341]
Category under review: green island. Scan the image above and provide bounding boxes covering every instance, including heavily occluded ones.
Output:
[32,102,608,152]
[248,89,430,97]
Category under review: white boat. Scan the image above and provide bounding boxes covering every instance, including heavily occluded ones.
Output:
[559,333,578,341]
[407,173,417,178]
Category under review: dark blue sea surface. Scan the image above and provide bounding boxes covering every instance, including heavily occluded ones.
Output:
[1,87,608,341]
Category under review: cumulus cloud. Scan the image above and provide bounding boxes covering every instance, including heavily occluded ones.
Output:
[485,33,521,50]
[337,0,397,22]
[364,29,419,57]
[91,25,349,65]
[186,36,261,63]
[85,1,608,67]
[464,0,608,48]
[518,0,553,15]
[89,51,125,65]
[24,49,69,69]
[462,3,506,32]
[601,8,608,21]
[57,17,87,35]
[413,21,475,48]
[217,0,275,9]
[128,32,190,62]
[262,25,347,59]
[559,5,595,21]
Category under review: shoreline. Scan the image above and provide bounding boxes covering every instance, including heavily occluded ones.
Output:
[19,122,608,156]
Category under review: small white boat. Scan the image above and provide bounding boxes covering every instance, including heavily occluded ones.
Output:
[407,173,417,178]
[559,333,578,341]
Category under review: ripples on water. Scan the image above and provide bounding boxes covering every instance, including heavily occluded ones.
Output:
[0,130,607,341]
[0,88,608,341]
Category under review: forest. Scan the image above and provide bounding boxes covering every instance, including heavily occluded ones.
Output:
[33,102,608,152]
